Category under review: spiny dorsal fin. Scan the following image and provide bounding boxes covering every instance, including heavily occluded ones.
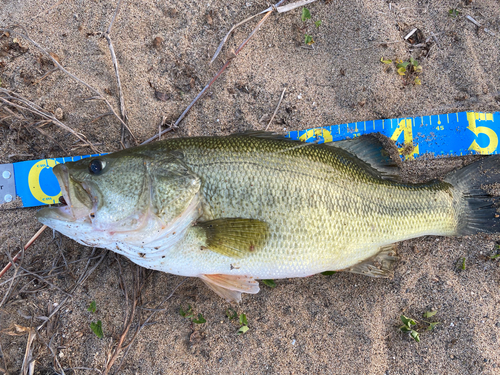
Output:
[197,218,269,258]
[200,274,260,303]
[346,244,399,278]
[327,134,402,181]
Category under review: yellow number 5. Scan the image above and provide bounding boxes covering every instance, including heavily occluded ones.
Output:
[466,112,498,155]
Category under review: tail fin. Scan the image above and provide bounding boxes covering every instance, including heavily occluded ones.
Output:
[445,155,500,235]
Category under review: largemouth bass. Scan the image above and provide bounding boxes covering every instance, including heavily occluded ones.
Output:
[37,134,500,302]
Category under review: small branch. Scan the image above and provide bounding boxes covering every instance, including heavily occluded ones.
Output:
[0,249,23,308]
[211,0,317,63]
[265,87,286,130]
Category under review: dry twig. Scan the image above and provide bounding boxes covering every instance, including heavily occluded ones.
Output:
[266,87,286,130]
[102,0,132,147]
[20,327,36,375]
[104,263,144,375]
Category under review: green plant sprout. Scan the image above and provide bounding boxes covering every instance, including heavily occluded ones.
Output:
[87,300,97,313]
[321,271,336,275]
[90,320,103,339]
[301,8,311,22]
[237,313,249,335]
[382,57,423,85]
[301,7,321,46]
[180,305,206,324]
[262,279,276,288]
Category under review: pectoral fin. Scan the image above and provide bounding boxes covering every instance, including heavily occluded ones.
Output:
[200,274,260,303]
[346,244,399,278]
[197,218,269,258]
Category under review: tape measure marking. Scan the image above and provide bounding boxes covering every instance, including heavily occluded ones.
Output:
[2,110,499,208]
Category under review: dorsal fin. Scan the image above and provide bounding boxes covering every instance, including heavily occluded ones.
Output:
[229,130,293,141]
[327,134,402,181]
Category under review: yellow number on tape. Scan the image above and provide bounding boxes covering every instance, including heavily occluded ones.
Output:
[390,119,419,160]
[466,112,498,155]
[299,128,333,143]
[28,159,62,204]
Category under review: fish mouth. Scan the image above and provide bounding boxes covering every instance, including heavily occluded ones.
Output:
[37,164,94,223]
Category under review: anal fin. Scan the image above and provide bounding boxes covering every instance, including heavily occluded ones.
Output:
[200,274,260,303]
[346,244,398,278]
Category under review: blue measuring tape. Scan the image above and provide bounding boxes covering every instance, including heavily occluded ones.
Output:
[1,110,498,208]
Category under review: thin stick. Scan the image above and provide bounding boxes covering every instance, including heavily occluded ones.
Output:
[0,249,23,308]
[265,87,286,130]
[0,225,47,279]
[104,265,142,375]
[103,0,131,146]
[141,0,288,145]
[20,328,36,375]
[0,26,137,142]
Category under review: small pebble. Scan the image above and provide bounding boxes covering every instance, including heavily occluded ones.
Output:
[152,36,163,49]
[55,108,63,120]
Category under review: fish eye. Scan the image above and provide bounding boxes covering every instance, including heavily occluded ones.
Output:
[88,159,105,175]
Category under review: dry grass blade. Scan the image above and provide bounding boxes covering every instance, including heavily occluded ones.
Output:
[0,25,137,143]
[103,0,132,147]
[266,87,286,130]
[104,263,143,375]
[20,327,36,375]
[141,0,288,145]
[275,0,318,13]
[0,89,98,152]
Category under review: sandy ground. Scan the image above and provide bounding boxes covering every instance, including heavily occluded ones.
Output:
[1,0,500,374]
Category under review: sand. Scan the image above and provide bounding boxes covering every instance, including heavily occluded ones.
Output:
[1,0,500,374]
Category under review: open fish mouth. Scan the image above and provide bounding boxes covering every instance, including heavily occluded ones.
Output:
[36,164,94,223]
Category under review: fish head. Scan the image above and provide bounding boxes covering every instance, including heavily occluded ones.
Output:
[37,153,151,232]
[37,150,202,248]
